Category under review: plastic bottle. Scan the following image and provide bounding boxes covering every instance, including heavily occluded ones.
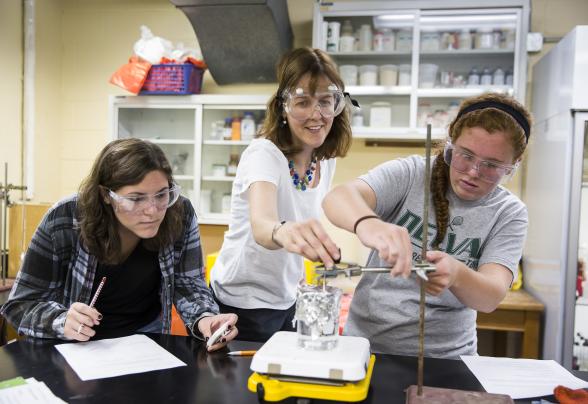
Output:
[480,67,493,85]
[467,67,480,86]
[505,69,514,86]
[231,116,241,141]
[493,68,505,86]
[223,118,233,141]
[240,112,256,141]
[359,24,373,51]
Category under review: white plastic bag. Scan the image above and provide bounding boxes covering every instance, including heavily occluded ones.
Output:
[133,25,173,64]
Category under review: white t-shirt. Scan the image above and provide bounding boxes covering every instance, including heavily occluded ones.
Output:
[210,138,336,310]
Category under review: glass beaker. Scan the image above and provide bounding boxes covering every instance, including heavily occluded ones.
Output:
[295,283,341,350]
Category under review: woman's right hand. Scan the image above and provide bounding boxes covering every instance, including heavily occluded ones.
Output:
[273,219,340,268]
[355,218,413,278]
[64,302,102,341]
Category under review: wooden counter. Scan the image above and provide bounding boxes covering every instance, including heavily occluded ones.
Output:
[477,289,545,359]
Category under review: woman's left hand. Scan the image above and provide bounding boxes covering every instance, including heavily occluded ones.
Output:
[423,250,463,296]
[197,313,238,352]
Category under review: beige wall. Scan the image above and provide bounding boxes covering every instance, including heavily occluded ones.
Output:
[1,0,587,261]
[0,1,23,189]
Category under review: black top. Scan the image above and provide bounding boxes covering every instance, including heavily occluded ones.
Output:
[91,242,161,339]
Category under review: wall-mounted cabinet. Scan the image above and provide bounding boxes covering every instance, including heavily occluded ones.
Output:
[313,0,530,140]
[110,94,270,225]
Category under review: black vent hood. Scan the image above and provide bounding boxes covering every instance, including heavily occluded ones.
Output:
[170,0,293,84]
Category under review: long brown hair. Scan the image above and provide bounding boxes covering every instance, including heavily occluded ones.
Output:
[77,138,184,264]
[430,93,533,249]
[258,47,352,160]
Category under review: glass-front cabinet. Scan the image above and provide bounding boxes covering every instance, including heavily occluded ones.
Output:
[313,0,530,140]
[110,94,269,225]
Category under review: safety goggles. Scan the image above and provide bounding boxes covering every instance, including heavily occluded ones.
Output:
[282,85,348,121]
[443,142,518,183]
[108,184,181,215]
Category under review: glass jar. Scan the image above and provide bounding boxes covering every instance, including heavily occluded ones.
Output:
[212,164,227,177]
[475,28,494,49]
[358,64,377,86]
[373,30,384,52]
[382,28,395,51]
[458,29,472,50]
[396,29,413,52]
[295,284,342,350]
[223,118,233,141]
[420,30,440,51]
[227,153,239,176]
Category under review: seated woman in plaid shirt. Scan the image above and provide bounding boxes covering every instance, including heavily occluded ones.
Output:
[1,138,237,350]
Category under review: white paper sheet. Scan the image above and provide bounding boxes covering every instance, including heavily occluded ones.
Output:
[0,378,66,404]
[55,334,186,381]
[461,355,588,399]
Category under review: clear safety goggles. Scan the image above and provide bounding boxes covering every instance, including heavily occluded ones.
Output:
[108,184,181,215]
[443,142,518,183]
[282,85,348,121]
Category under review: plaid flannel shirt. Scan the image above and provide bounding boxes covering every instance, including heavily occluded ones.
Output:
[0,195,218,339]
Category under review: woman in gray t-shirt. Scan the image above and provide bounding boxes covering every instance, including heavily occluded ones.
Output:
[323,93,533,358]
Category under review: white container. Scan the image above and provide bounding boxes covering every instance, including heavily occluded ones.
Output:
[373,31,384,51]
[382,28,395,51]
[339,35,355,52]
[322,21,329,50]
[421,30,440,51]
[370,102,392,127]
[359,24,373,51]
[475,28,494,49]
[480,67,492,85]
[241,112,256,141]
[212,164,226,177]
[199,189,212,214]
[339,65,358,86]
[379,64,398,86]
[419,63,438,88]
[458,29,472,50]
[467,67,480,85]
[327,21,341,52]
[396,29,413,52]
[493,68,505,85]
[359,64,377,86]
[398,64,411,85]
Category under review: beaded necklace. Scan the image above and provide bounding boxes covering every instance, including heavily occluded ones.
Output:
[289,158,317,191]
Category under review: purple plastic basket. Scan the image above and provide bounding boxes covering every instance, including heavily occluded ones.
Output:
[140,64,204,95]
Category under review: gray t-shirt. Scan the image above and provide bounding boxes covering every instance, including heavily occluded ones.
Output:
[344,155,528,359]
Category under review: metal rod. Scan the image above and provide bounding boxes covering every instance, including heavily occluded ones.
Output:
[2,163,7,286]
[417,123,433,396]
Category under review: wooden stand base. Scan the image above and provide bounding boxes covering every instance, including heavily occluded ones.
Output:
[405,385,513,403]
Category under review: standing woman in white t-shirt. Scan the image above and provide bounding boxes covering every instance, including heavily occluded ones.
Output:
[210,47,353,342]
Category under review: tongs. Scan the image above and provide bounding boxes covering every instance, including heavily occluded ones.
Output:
[314,261,435,281]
